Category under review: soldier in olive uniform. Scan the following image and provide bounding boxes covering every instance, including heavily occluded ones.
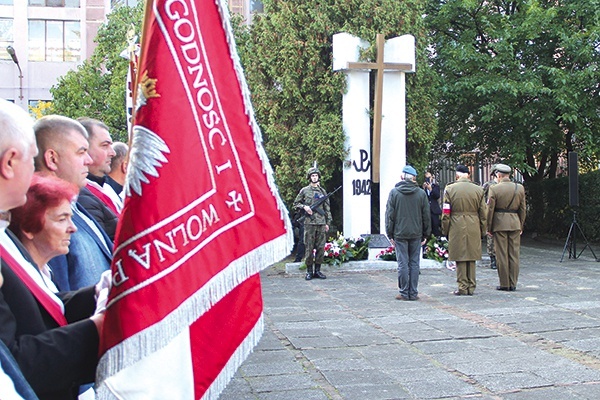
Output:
[482,168,499,269]
[293,167,332,280]
[486,163,526,291]
[442,165,487,295]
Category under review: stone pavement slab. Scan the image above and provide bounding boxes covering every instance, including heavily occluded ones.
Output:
[220,238,600,399]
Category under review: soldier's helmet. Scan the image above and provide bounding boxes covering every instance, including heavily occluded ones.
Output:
[307,167,321,180]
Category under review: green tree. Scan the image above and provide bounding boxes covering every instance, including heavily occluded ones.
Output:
[236,0,437,214]
[428,0,600,181]
[50,3,144,142]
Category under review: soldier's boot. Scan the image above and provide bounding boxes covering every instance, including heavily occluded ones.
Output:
[490,255,497,270]
[305,265,314,280]
[313,264,327,279]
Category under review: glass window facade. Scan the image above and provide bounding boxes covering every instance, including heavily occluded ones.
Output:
[0,18,13,61]
[28,20,80,61]
[28,0,80,6]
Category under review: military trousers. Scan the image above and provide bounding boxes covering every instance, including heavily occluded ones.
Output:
[494,230,521,288]
[456,261,476,295]
[304,224,327,267]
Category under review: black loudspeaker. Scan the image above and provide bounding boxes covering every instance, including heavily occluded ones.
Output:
[568,151,579,207]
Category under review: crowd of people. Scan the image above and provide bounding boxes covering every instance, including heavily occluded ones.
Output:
[1,96,527,398]
[385,163,526,300]
[0,99,128,400]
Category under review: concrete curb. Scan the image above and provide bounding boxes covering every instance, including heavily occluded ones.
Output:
[285,258,445,275]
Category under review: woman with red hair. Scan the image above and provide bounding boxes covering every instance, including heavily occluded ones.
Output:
[2,173,106,399]
[9,173,78,292]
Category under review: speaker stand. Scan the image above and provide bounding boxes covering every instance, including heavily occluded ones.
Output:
[560,210,598,262]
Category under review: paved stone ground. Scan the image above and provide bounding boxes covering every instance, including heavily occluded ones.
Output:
[221,237,600,399]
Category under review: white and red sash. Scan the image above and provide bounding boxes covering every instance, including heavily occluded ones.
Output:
[0,243,67,327]
[86,181,121,216]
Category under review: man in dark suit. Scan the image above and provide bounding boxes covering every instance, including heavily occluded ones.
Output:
[33,115,113,291]
[0,100,103,399]
[423,171,442,237]
[77,118,120,240]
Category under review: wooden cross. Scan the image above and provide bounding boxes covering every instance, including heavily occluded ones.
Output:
[346,34,413,183]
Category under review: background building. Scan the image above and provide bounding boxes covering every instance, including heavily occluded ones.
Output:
[1,0,260,112]
[0,0,111,110]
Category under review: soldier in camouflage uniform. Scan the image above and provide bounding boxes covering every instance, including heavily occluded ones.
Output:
[482,167,499,269]
[293,167,332,280]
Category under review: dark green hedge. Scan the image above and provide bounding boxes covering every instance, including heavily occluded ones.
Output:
[524,170,600,241]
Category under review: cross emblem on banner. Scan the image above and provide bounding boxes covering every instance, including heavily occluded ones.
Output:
[346,34,413,183]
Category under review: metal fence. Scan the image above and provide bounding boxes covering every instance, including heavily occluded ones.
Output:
[430,157,523,193]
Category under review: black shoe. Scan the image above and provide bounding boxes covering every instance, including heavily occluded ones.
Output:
[496,286,510,291]
[313,271,327,279]
[305,272,313,280]
[509,287,516,291]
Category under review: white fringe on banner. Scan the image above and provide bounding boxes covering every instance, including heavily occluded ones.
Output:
[96,234,289,393]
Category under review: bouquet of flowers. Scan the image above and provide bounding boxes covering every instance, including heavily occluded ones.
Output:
[376,246,396,261]
[424,236,449,262]
[323,233,369,266]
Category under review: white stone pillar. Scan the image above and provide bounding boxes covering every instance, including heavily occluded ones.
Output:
[333,33,371,238]
[379,35,415,235]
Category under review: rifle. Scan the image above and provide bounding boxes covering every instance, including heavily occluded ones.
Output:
[296,185,341,224]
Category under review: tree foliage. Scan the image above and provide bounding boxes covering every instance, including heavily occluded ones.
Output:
[50,2,144,142]
[428,0,600,181]
[235,0,437,210]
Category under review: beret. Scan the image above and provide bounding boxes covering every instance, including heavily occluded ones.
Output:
[402,165,418,176]
[455,164,470,173]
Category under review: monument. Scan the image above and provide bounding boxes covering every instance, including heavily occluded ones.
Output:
[333,33,416,239]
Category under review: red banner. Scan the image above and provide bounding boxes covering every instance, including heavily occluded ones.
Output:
[96,0,292,397]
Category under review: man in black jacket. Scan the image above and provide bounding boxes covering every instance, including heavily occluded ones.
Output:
[423,171,442,237]
[385,165,431,301]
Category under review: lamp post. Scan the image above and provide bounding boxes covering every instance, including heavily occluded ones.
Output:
[6,45,24,101]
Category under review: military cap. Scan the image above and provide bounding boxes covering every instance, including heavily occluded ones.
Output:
[494,163,511,173]
[402,165,418,176]
[455,164,470,173]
